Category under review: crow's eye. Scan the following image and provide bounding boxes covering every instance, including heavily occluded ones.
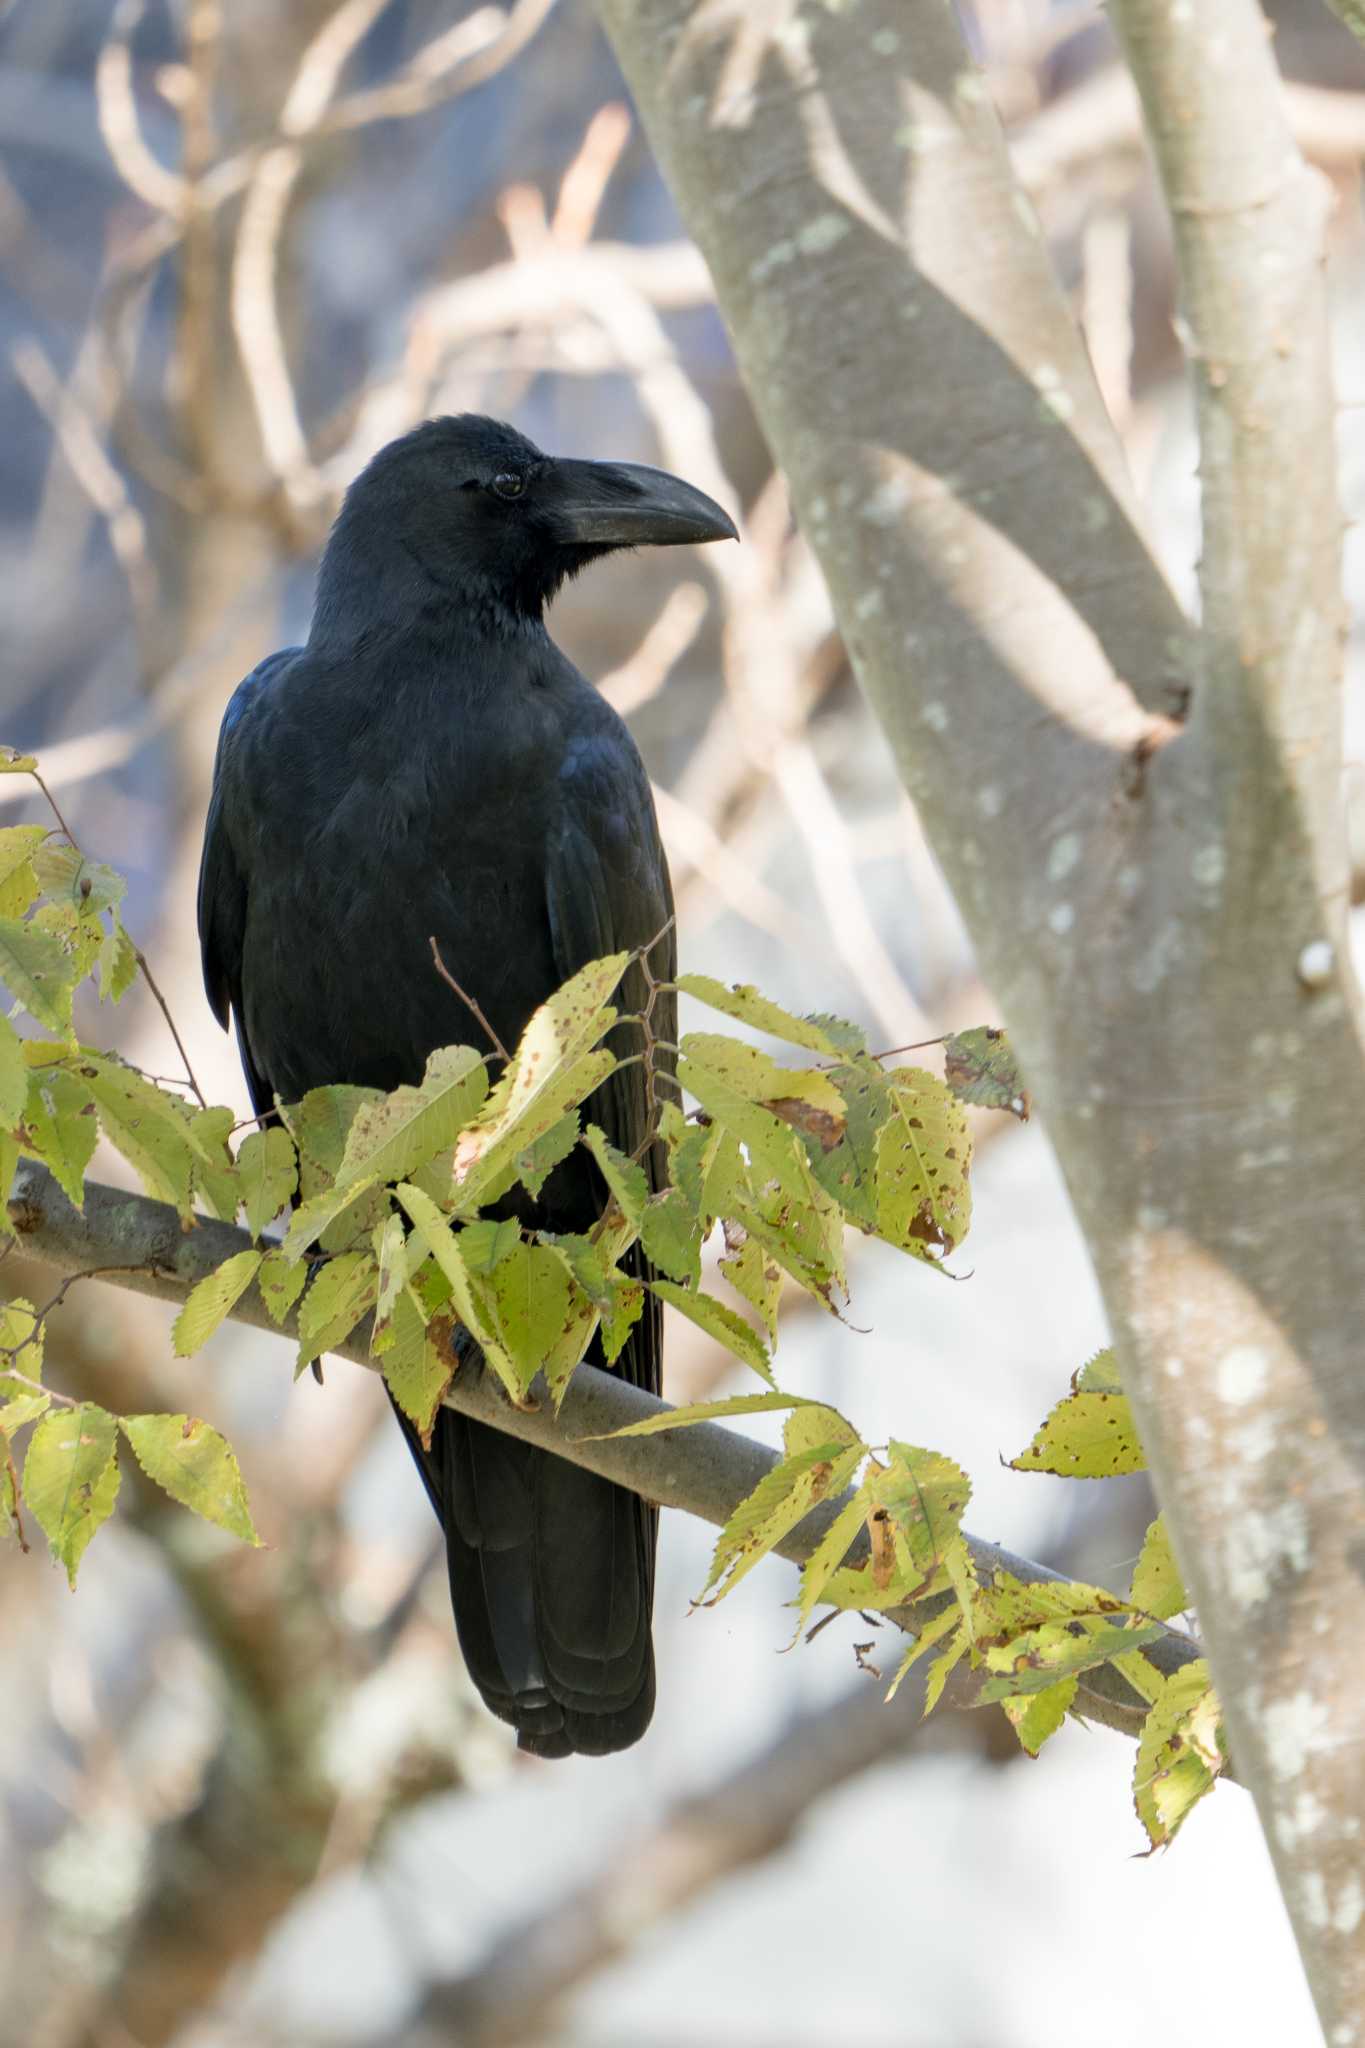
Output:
[491,472,525,501]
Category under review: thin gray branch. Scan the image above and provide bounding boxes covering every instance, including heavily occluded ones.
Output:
[8,1160,1217,1763]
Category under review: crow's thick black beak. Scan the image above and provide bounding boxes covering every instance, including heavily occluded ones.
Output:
[548,458,738,549]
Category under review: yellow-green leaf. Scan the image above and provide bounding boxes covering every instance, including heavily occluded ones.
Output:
[337,1043,487,1188]
[640,1187,703,1284]
[582,1121,648,1226]
[874,1071,971,1261]
[674,975,861,1057]
[486,1241,575,1397]
[0,1010,27,1129]
[943,1026,1030,1119]
[296,1252,377,1369]
[24,1402,120,1584]
[20,1067,97,1206]
[32,842,126,917]
[650,1279,773,1384]
[279,1173,380,1261]
[1001,1675,1077,1755]
[594,1389,815,1439]
[717,1232,782,1342]
[258,1248,308,1326]
[119,1413,258,1545]
[238,1126,297,1237]
[0,916,76,1034]
[394,1183,522,1400]
[379,1287,452,1444]
[0,825,45,918]
[1131,1513,1188,1620]
[99,914,138,1002]
[1134,1660,1224,1851]
[80,1056,197,1214]
[172,1249,263,1357]
[1009,1388,1146,1478]
[979,1617,1164,1700]
[885,1600,963,1703]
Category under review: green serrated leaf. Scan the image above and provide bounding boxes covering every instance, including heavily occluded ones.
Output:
[172,1249,263,1357]
[0,916,76,1034]
[1131,1513,1188,1620]
[485,1241,575,1396]
[979,1618,1165,1700]
[1001,1674,1077,1755]
[1009,1387,1146,1477]
[874,1070,972,1261]
[20,1067,97,1206]
[188,1104,238,1222]
[282,1084,383,1198]
[296,1252,378,1370]
[394,1183,522,1401]
[238,1126,297,1237]
[30,901,103,983]
[797,1055,888,1230]
[678,1032,845,1116]
[0,1296,43,1378]
[119,1412,258,1545]
[582,1121,648,1226]
[380,1288,452,1444]
[922,1627,970,1715]
[677,1048,817,1202]
[885,1599,963,1702]
[640,1186,704,1285]
[0,825,46,918]
[371,1212,410,1338]
[674,975,859,1056]
[790,1483,873,1640]
[732,1173,846,1313]
[943,1025,1030,1119]
[452,1050,614,1216]
[0,1009,27,1126]
[24,1402,120,1584]
[717,1231,782,1342]
[99,914,138,1002]
[1075,1347,1122,1394]
[515,1106,580,1197]
[1134,1660,1224,1851]
[593,1388,814,1439]
[79,1056,198,1214]
[258,1248,307,1326]
[698,1403,864,1605]
[597,1270,644,1367]
[336,1044,487,1189]
[279,1172,380,1261]
[650,1278,773,1383]
[0,1389,50,1435]
[460,1217,522,1275]
[32,843,127,918]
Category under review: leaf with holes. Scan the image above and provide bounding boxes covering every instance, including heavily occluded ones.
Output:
[718,1232,783,1342]
[874,1070,971,1260]
[0,825,45,919]
[979,1617,1164,1701]
[698,1403,864,1606]
[0,916,77,1035]
[943,1025,1030,1119]
[1009,1387,1146,1478]
[32,842,127,918]
[119,1413,258,1545]
[24,1402,120,1585]
[172,1249,263,1357]
[1134,1660,1225,1851]
[1131,1514,1188,1620]
[380,1287,452,1444]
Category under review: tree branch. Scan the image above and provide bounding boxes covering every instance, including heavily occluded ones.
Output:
[593,0,1365,2028]
[8,1159,1217,1764]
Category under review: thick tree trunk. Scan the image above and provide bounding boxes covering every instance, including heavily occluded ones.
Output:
[595,0,1365,2031]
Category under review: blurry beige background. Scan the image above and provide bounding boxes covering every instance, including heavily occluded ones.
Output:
[3,1,1363,2042]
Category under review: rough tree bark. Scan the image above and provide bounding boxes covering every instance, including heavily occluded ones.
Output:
[593,0,1365,2035]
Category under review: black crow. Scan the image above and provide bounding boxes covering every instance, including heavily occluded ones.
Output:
[198,415,735,1756]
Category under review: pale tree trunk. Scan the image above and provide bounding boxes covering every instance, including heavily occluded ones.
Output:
[594,0,1365,2032]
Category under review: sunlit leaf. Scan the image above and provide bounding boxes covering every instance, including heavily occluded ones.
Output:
[0,1010,27,1127]
[279,1172,380,1261]
[1134,1660,1224,1851]
[1131,1513,1188,1620]
[674,975,861,1057]
[698,1403,864,1605]
[0,825,46,919]
[188,1103,238,1222]
[336,1043,487,1188]
[24,1402,120,1585]
[596,1388,815,1439]
[119,1412,258,1545]
[172,1249,263,1357]
[296,1252,378,1371]
[1001,1675,1077,1755]
[979,1617,1164,1700]
[718,1231,783,1342]
[1008,1388,1146,1478]
[380,1288,452,1444]
[79,1055,199,1215]
[258,1247,307,1326]
[582,1121,648,1226]
[514,1107,579,1197]
[394,1183,522,1401]
[640,1186,704,1285]
[874,1071,971,1260]
[20,1067,97,1207]
[32,842,127,918]
[485,1240,576,1396]
[99,914,138,1002]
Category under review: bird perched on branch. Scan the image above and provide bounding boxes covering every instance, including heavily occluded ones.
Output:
[198,415,736,1756]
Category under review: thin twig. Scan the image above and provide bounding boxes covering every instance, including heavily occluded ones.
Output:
[429,938,509,1061]
[132,945,208,1110]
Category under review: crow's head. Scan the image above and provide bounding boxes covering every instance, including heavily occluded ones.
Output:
[314,414,736,639]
